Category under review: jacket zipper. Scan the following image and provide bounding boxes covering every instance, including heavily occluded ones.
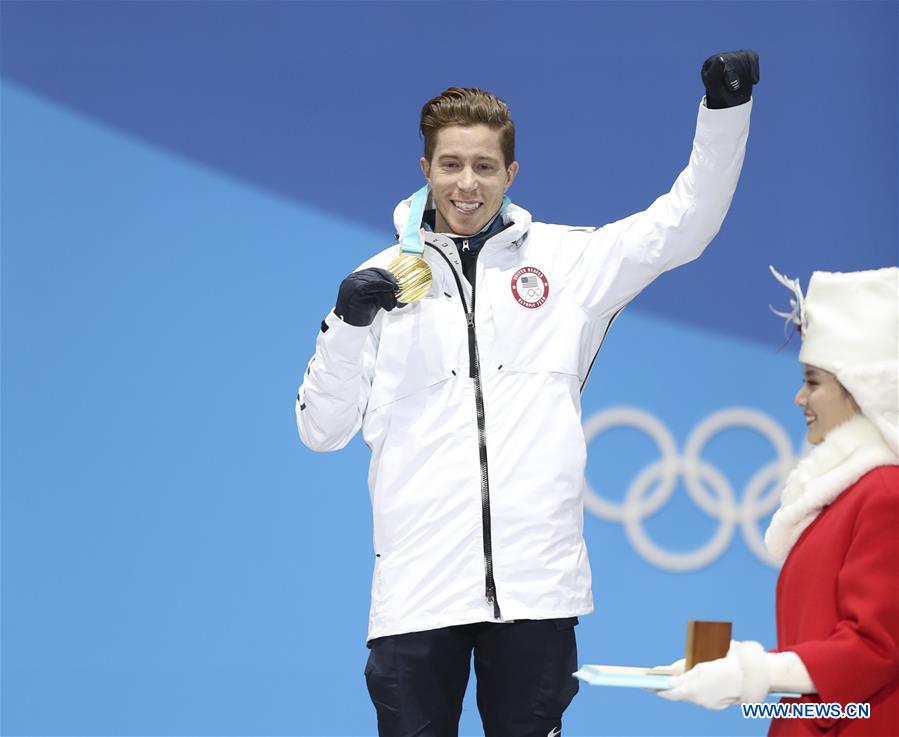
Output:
[427,243,501,620]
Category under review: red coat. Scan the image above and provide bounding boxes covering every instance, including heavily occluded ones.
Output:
[769,465,899,737]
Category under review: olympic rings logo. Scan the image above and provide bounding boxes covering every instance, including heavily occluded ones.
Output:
[583,407,798,571]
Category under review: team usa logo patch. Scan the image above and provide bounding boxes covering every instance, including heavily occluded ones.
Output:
[511,267,549,309]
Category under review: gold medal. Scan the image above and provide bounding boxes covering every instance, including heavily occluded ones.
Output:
[388,252,433,304]
[388,184,433,304]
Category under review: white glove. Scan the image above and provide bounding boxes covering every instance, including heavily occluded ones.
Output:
[649,658,686,675]
[657,641,769,710]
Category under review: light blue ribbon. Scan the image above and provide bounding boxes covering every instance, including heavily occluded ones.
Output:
[400,185,430,256]
[401,187,511,251]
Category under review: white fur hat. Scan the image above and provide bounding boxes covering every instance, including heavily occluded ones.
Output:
[771,266,899,455]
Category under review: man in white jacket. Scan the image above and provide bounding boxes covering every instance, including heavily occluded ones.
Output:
[296,51,759,737]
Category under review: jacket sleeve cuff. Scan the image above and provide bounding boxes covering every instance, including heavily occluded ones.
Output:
[318,309,373,361]
[695,96,753,142]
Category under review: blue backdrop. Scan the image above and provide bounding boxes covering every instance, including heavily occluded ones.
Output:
[2,2,896,736]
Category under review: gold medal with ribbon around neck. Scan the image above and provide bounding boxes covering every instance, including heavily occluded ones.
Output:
[388,185,432,304]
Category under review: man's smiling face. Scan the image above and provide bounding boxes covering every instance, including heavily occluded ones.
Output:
[420,124,519,236]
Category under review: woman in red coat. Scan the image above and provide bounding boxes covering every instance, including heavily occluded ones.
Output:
[659,266,899,736]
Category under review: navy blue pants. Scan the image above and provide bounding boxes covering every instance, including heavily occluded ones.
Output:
[364,617,579,737]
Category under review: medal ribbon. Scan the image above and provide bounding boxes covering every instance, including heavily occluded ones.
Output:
[399,184,429,256]
[388,185,433,303]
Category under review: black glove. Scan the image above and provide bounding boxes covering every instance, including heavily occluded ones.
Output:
[701,50,760,109]
[334,267,399,327]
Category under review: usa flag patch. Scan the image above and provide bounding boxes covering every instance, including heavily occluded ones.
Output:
[511,266,549,309]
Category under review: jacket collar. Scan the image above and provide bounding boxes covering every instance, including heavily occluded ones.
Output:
[393,191,531,250]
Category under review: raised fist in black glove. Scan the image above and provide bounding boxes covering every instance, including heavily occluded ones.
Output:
[334,267,399,327]
[702,50,760,109]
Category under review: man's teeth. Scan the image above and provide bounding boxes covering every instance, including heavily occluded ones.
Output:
[453,202,481,212]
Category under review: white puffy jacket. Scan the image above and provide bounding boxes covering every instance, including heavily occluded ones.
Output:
[297,100,752,641]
